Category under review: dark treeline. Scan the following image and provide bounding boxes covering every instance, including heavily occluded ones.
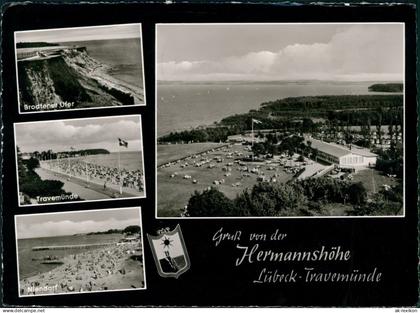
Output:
[375,147,404,178]
[368,83,403,92]
[184,175,402,217]
[87,229,122,235]
[260,95,402,113]
[223,95,402,127]
[326,107,403,126]
[159,127,238,143]
[17,42,60,48]
[87,225,141,235]
[159,95,403,143]
[252,134,305,157]
[30,148,110,160]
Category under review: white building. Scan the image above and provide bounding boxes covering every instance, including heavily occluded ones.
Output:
[307,137,377,168]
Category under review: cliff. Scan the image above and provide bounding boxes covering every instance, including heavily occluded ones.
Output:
[17,47,144,111]
[18,56,91,108]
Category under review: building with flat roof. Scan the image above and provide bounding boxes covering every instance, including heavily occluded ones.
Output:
[306,136,377,168]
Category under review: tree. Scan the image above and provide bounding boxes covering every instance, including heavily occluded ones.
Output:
[17,147,27,182]
[305,140,312,157]
[26,157,40,171]
[311,148,319,162]
[235,183,308,217]
[301,118,315,133]
[347,182,367,205]
[124,225,141,234]
[252,142,266,156]
[376,107,383,145]
[186,188,236,217]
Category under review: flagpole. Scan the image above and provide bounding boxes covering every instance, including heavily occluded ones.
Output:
[118,142,122,195]
[85,153,88,185]
[251,119,254,160]
[251,119,254,148]
[67,148,70,175]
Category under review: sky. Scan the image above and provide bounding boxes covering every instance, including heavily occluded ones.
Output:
[16,24,141,43]
[157,23,404,82]
[16,207,141,239]
[15,115,143,153]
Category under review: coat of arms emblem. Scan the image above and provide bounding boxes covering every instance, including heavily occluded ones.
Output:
[147,225,190,278]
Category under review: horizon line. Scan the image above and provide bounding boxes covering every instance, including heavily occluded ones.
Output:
[157,79,404,83]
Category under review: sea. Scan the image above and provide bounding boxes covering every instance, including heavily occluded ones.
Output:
[83,151,143,172]
[61,38,143,88]
[17,233,123,279]
[157,81,400,137]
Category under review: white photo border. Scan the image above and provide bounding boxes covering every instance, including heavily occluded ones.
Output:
[14,114,147,207]
[14,206,147,298]
[14,23,147,114]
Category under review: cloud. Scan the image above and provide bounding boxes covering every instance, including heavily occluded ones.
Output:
[16,217,140,239]
[16,24,141,43]
[15,117,143,153]
[157,24,403,81]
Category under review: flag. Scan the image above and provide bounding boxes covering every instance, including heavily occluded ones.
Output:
[118,138,128,148]
[252,118,262,124]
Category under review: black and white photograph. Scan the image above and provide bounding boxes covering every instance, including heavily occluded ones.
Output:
[15,207,146,297]
[15,23,145,113]
[15,115,146,206]
[156,23,405,218]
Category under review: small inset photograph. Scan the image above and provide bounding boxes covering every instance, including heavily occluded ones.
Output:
[15,207,146,297]
[15,115,146,206]
[156,23,404,218]
[15,23,145,113]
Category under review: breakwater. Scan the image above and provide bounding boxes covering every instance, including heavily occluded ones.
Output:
[32,242,116,251]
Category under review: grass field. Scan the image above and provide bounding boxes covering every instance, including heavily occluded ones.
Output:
[157,144,293,217]
[322,203,354,216]
[157,143,226,166]
[352,168,398,196]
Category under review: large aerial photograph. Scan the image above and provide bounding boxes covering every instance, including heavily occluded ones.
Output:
[156,23,404,218]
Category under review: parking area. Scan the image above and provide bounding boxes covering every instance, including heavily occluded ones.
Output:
[157,144,294,216]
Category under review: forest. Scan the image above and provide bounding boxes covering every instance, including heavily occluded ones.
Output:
[184,175,402,217]
[368,83,403,92]
[159,95,403,144]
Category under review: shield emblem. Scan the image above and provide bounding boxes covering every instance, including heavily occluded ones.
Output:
[147,225,190,278]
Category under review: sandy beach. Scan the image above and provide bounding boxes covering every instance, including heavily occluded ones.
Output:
[20,241,144,296]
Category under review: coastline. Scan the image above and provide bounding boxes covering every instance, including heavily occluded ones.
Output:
[157,81,403,138]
